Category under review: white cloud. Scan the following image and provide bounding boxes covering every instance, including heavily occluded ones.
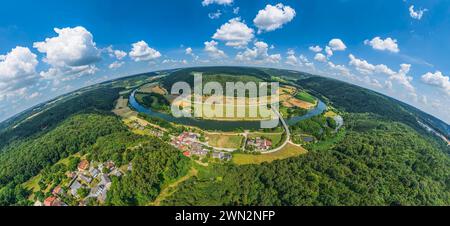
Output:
[421,71,450,95]
[285,50,298,66]
[328,39,347,51]
[33,26,101,79]
[129,40,161,62]
[409,5,427,20]
[212,18,254,48]
[236,41,281,64]
[325,46,333,57]
[113,50,127,60]
[208,10,222,19]
[327,61,351,77]
[253,3,296,33]
[309,46,322,53]
[202,0,233,6]
[106,46,127,60]
[204,40,227,59]
[364,37,400,53]
[0,46,39,98]
[349,54,415,92]
[185,47,193,55]
[314,53,327,62]
[286,50,314,69]
[109,61,124,69]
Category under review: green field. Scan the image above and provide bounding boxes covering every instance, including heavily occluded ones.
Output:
[206,133,244,149]
[233,143,307,165]
[296,91,317,104]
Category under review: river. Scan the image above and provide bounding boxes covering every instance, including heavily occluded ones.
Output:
[129,90,327,132]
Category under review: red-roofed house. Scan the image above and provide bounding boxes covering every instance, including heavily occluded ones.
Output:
[77,160,90,171]
[44,196,57,206]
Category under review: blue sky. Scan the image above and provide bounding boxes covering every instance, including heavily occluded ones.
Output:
[0,0,449,123]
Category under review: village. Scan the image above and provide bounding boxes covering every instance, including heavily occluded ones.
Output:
[35,159,130,206]
[171,132,232,161]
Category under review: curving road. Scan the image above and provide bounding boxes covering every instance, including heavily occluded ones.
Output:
[260,108,292,154]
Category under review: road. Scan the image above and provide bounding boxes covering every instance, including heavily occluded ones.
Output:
[260,108,292,154]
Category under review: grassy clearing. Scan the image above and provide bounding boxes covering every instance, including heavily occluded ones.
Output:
[296,91,317,104]
[233,143,307,165]
[324,111,338,118]
[150,167,198,206]
[206,133,244,149]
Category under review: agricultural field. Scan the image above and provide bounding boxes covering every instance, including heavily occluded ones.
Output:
[205,133,244,149]
[232,143,307,165]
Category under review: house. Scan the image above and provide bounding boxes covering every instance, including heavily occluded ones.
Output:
[98,186,109,203]
[183,151,191,157]
[79,174,93,184]
[52,186,64,196]
[89,167,100,178]
[105,161,116,171]
[212,152,232,161]
[89,185,105,198]
[77,160,90,171]
[100,174,112,188]
[70,181,82,196]
[191,149,208,157]
[127,163,133,172]
[44,196,62,206]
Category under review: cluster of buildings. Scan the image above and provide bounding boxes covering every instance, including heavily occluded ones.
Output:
[246,137,273,151]
[172,132,232,161]
[37,159,129,206]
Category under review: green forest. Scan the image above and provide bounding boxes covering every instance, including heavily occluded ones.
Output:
[163,114,450,206]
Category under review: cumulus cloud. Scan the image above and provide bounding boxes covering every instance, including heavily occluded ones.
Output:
[253,3,296,33]
[327,61,352,77]
[0,46,39,98]
[212,18,254,48]
[106,46,127,60]
[236,41,281,64]
[328,39,347,51]
[349,54,415,92]
[129,40,161,62]
[285,50,298,66]
[314,53,327,62]
[309,46,322,53]
[325,46,333,57]
[202,0,233,6]
[33,26,101,79]
[286,50,314,69]
[204,40,227,59]
[409,5,427,20]
[364,37,400,53]
[421,71,450,95]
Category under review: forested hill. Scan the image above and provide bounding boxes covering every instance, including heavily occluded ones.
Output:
[297,77,450,143]
[163,113,450,206]
[0,87,121,151]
